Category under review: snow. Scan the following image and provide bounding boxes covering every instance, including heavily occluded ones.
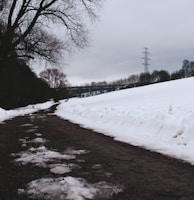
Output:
[63,148,90,155]
[0,98,123,199]
[13,135,87,174]
[21,176,122,200]
[2,78,194,198]
[14,132,122,199]
[0,100,54,123]
[49,163,79,174]
[29,137,47,144]
[13,146,75,167]
[55,77,194,165]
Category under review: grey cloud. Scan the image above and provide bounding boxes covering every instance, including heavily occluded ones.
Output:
[65,0,194,85]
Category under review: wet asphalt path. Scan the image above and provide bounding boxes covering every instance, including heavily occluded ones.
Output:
[1,107,194,199]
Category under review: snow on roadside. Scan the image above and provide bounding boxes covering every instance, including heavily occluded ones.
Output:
[0,100,54,123]
[55,77,194,165]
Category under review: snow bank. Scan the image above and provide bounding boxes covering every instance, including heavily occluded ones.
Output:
[0,101,54,123]
[56,77,194,164]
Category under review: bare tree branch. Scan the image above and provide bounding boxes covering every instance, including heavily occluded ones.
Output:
[8,0,17,27]
[0,0,103,67]
[40,68,68,88]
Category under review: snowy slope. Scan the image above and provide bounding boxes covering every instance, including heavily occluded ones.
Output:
[56,77,194,164]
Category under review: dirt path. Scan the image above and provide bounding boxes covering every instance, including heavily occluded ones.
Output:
[1,107,194,200]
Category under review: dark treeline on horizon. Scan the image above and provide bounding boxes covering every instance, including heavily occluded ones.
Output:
[81,61,194,88]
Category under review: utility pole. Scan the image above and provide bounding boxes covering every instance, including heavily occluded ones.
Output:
[142,48,150,73]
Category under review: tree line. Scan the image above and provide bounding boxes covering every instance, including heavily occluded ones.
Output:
[82,66,194,89]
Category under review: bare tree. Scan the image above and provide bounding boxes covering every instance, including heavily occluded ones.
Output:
[40,68,68,88]
[127,74,139,85]
[0,0,102,66]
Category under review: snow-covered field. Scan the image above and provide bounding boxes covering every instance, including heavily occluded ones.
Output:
[56,77,194,165]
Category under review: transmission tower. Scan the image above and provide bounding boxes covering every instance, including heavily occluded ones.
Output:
[142,48,150,73]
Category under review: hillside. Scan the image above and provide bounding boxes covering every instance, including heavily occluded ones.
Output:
[56,77,194,164]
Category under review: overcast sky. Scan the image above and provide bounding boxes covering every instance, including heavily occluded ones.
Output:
[64,0,194,85]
